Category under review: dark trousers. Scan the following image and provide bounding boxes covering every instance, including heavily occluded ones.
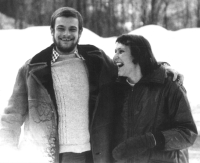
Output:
[59,151,93,163]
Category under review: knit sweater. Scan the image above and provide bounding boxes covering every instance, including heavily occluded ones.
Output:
[51,54,90,153]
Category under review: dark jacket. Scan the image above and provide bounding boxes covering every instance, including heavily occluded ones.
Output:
[113,67,198,163]
[0,44,118,163]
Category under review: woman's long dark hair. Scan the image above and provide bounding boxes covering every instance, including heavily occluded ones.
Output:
[116,34,159,77]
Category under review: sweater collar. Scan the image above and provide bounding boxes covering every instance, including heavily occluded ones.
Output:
[51,47,84,64]
[30,44,84,65]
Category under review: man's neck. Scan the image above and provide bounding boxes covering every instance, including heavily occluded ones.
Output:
[56,47,77,55]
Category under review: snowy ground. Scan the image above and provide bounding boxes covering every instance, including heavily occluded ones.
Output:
[0,25,199,162]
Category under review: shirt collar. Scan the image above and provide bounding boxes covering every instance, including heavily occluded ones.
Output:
[126,78,135,87]
[51,47,84,64]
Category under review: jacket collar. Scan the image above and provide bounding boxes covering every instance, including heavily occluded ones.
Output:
[30,44,54,65]
[139,66,166,84]
[117,66,166,86]
[28,44,54,87]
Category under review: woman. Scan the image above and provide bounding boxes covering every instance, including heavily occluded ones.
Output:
[112,34,197,163]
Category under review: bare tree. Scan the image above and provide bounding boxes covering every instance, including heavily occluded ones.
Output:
[150,0,168,24]
[197,0,200,27]
[163,1,170,29]
[140,0,149,25]
[183,0,191,27]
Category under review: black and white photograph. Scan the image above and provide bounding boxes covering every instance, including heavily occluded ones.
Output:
[0,1,199,163]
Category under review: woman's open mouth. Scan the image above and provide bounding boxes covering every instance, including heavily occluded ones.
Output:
[116,62,124,68]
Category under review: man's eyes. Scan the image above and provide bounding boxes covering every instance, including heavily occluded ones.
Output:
[56,27,77,32]
[69,28,78,32]
[57,27,64,31]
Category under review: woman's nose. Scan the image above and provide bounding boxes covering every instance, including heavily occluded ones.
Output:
[113,54,118,61]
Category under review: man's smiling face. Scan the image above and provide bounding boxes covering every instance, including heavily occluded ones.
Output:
[51,16,82,54]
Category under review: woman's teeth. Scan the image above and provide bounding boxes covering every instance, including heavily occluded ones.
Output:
[116,62,124,68]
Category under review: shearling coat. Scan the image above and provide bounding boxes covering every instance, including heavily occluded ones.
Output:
[113,67,198,163]
[0,44,118,163]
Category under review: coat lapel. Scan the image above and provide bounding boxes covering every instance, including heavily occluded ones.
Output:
[29,44,57,109]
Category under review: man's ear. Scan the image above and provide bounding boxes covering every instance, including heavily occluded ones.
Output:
[50,27,54,36]
[79,29,83,37]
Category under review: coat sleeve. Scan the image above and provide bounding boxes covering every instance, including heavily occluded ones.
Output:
[0,63,28,148]
[98,49,118,86]
[161,81,198,151]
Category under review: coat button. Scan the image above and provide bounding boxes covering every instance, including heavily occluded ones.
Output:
[95,152,101,155]
[51,148,55,154]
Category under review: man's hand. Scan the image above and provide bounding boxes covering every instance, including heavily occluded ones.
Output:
[164,65,184,85]
[112,133,156,161]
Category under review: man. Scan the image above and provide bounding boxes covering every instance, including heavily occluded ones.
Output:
[0,7,182,163]
[0,7,118,163]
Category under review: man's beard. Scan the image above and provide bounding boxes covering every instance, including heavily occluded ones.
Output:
[53,37,79,53]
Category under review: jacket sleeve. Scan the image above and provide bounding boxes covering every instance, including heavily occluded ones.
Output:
[160,81,198,151]
[0,63,28,148]
[98,49,118,86]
